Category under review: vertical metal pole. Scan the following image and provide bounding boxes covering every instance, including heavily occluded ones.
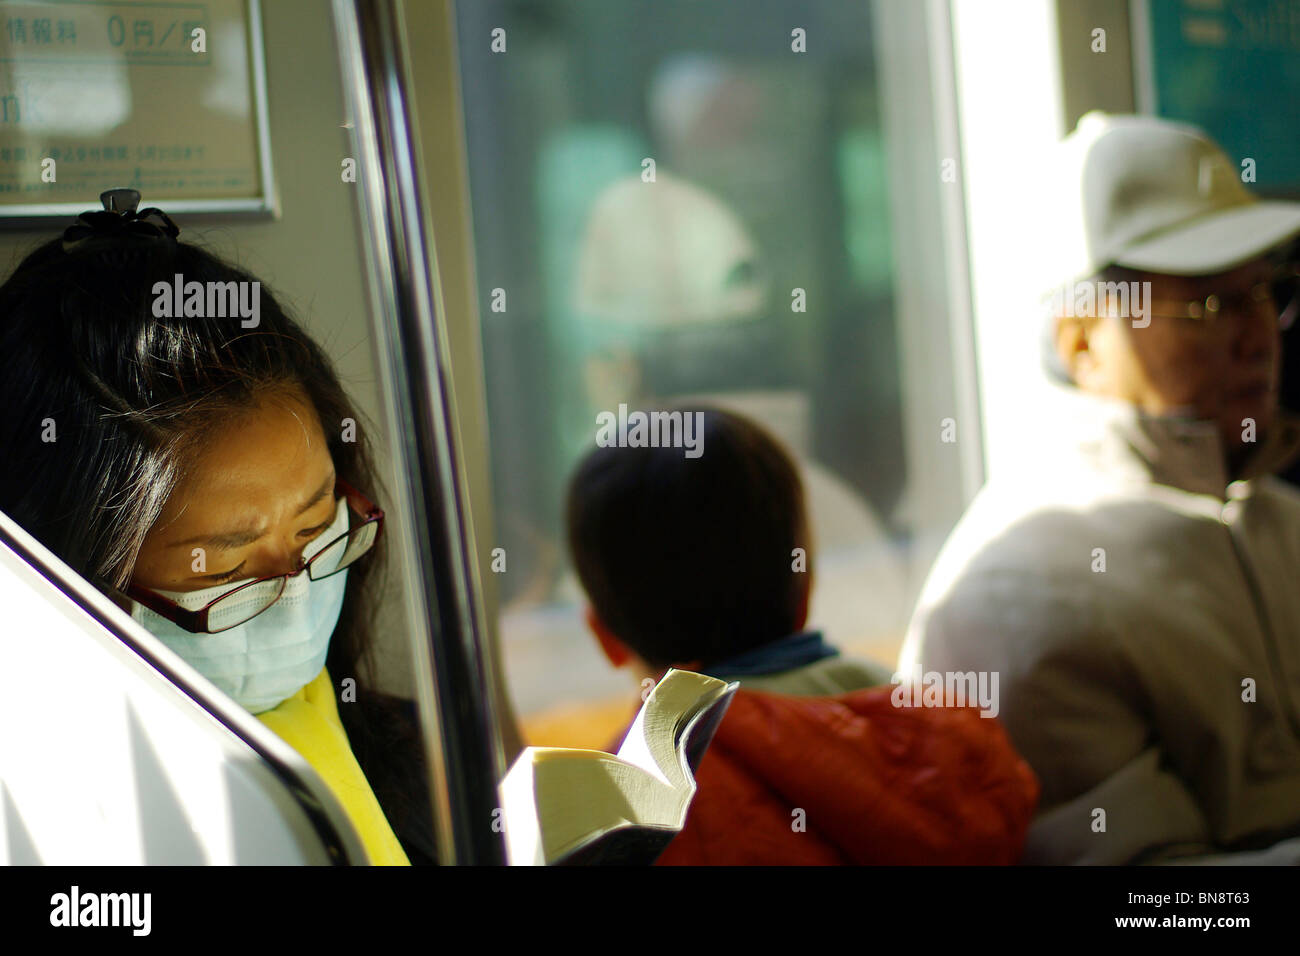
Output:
[332,0,508,865]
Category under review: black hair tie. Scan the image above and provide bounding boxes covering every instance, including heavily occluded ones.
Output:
[61,188,180,252]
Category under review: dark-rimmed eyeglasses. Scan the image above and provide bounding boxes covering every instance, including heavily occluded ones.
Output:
[116,478,383,634]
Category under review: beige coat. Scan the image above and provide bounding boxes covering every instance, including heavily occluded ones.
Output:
[900,383,1300,864]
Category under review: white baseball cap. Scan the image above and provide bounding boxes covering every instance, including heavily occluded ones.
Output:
[1046,111,1300,288]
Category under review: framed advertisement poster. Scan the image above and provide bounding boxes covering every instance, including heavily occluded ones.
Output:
[1131,0,1300,198]
[0,0,274,220]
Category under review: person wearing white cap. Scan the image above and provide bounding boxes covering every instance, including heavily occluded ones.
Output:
[898,112,1300,864]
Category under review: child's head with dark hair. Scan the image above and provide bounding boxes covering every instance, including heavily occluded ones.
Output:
[566,407,813,671]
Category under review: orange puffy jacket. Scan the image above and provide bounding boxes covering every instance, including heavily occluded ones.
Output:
[654,686,1040,865]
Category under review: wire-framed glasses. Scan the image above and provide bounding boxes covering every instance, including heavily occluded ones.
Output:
[1146,261,1300,330]
[121,478,383,634]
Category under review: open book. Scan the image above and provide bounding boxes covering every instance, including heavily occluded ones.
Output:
[499,669,738,865]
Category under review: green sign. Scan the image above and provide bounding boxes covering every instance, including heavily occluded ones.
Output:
[1139,0,1300,197]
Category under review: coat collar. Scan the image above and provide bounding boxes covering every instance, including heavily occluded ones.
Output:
[1035,381,1300,500]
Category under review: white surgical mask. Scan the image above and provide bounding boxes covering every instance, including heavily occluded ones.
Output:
[131,495,351,714]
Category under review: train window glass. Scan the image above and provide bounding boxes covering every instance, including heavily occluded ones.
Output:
[455,0,979,746]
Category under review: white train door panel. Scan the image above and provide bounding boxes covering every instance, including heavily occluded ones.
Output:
[0,511,368,866]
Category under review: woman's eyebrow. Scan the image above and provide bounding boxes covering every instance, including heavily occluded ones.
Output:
[166,472,335,551]
[294,471,336,518]
[168,527,266,552]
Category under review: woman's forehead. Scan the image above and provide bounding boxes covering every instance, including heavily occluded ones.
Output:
[155,392,334,534]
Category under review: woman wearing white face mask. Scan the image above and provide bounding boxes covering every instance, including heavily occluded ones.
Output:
[127,484,375,716]
[0,191,432,865]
